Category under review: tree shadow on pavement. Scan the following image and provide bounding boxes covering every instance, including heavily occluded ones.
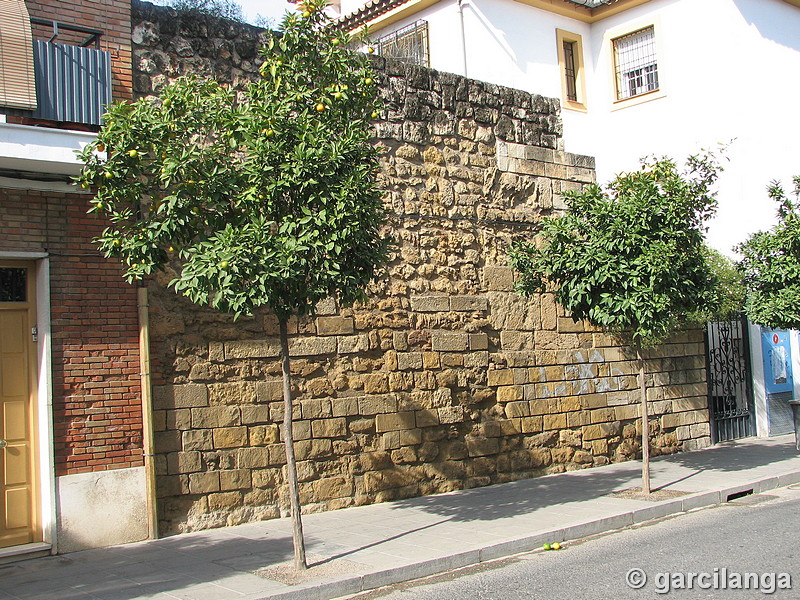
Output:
[0,531,296,600]
[385,437,800,523]
[653,435,800,489]
[385,463,643,523]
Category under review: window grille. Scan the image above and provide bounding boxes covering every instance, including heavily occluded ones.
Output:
[612,26,658,101]
[375,20,429,67]
[0,267,26,302]
[562,40,578,102]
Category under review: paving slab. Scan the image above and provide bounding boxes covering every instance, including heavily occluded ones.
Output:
[1,435,799,600]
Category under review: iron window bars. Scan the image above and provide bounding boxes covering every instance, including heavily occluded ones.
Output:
[562,40,578,102]
[375,20,429,67]
[612,26,658,101]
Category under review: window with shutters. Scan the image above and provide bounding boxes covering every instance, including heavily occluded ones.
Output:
[1,16,111,127]
[0,0,37,111]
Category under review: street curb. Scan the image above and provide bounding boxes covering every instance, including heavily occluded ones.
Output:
[246,468,800,600]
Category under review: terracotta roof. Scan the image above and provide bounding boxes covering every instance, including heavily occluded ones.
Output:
[333,0,619,31]
[332,0,409,31]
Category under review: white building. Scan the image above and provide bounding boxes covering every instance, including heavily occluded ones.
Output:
[338,0,800,257]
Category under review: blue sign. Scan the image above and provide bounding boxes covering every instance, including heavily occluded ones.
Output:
[761,328,793,395]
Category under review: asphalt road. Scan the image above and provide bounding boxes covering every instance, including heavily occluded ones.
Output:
[349,485,800,600]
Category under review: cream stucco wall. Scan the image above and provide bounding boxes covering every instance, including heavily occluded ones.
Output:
[56,467,148,553]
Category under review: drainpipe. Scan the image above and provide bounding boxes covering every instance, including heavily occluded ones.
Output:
[137,286,158,539]
[457,0,468,78]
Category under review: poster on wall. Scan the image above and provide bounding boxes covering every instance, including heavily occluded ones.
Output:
[761,328,793,395]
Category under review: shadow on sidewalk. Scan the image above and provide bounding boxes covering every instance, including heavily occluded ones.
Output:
[385,463,642,522]
[385,438,800,522]
[0,531,296,600]
[653,437,799,489]
[666,437,797,472]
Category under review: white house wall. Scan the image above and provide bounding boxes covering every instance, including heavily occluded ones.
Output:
[364,0,800,255]
[366,0,589,99]
[574,0,800,256]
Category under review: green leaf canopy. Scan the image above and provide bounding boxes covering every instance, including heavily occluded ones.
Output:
[77,0,390,319]
[511,156,722,347]
[738,177,800,330]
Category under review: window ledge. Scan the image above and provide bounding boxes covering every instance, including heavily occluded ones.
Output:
[611,88,666,111]
[563,100,588,113]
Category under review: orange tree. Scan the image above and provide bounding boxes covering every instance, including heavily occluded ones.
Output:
[77,0,390,570]
[510,156,722,494]
[738,177,800,329]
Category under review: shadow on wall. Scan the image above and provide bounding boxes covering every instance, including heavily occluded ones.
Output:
[734,0,800,51]
[461,0,562,94]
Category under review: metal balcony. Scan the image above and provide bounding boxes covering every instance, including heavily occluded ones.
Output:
[3,19,111,127]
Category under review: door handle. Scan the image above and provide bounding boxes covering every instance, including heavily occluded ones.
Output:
[0,440,7,448]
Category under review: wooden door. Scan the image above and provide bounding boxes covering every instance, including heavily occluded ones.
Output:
[0,263,39,548]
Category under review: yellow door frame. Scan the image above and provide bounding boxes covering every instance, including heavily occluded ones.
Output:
[0,260,41,548]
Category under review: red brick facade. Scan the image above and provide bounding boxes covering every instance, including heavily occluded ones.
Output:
[26,0,133,102]
[0,0,140,478]
[0,189,143,475]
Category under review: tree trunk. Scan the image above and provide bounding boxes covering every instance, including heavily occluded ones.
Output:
[279,318,307,570]
[637,346,651,494]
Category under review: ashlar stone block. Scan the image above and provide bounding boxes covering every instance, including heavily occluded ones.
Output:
[410,296,450,312]
[431,331,469,352]
[375,411,416,432]
[311,417,347,438]
[316,316,355,336]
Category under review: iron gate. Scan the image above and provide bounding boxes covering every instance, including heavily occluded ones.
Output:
[705,314,755,443]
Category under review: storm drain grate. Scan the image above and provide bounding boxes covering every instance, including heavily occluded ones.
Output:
[726,489,754,502]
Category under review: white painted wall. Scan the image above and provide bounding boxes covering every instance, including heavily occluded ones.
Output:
[574,0,800,257]
[749,322,769,437]
[361,0,800,256]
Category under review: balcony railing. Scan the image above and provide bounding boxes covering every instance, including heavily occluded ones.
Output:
[2,19,111,127]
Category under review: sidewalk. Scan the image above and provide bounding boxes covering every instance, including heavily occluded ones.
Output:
[3,435,800,600]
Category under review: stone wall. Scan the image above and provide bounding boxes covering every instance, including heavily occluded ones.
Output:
[132,1,711,535]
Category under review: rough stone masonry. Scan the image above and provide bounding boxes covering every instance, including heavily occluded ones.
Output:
[132,1,711,535]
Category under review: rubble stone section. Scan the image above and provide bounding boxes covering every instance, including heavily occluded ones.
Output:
[133,2,712,535]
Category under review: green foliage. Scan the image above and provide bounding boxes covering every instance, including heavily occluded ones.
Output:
[704,247,745,320]
[510,155,722,348]
[737,177,800,329]
[77,0,390,320]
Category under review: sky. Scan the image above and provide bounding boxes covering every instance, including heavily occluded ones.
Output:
[234,0,297,26]
[149,0,299,27]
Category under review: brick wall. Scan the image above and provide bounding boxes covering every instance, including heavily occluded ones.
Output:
[25,0,132,102]
[133,2,711,535]
[0,189,142,475]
